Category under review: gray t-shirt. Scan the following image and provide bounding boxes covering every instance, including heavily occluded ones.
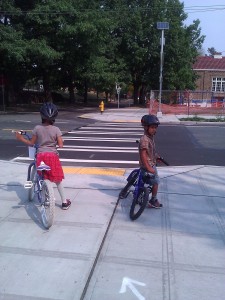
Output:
[33,124,62,154]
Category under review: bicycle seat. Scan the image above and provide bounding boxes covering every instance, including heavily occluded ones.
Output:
[37,161,51,171]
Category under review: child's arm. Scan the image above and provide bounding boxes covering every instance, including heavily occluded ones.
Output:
[140,148,155,174]
[57,136,64,148]
[16,132,37,146]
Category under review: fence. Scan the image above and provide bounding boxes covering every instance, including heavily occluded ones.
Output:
[147,90,225,115]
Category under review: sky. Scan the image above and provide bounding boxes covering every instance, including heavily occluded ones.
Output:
[182,0,225,54]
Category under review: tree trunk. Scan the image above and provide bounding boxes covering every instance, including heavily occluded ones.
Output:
[105,92,109,102]
[83,80,88,104]
[68,81,75,103]
[139,85,147,105]
[42,71,50,95]
[133,81,140,105]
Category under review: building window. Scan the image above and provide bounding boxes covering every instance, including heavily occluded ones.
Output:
[212,77,225,92]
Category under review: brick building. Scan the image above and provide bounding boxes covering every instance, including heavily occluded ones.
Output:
[192,53,225,104]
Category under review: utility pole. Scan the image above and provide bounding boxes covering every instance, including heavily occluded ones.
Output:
[116,83,121,109]
[157,22,169,118]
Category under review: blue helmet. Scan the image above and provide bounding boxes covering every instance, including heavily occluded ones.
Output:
[40,102,58,120]
[141,114,160,126]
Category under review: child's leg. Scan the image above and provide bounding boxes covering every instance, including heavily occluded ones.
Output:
[56,181,71,210]
[151,184,158,199]
[149,184,162,208]
[55,181,67,204]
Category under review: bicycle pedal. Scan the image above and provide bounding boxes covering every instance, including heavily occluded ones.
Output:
[24,181,33,189]
[44,201,50,208]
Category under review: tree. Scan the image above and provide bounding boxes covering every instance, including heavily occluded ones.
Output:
[1,0,206,107]
[0,0,30,105]
[104,0,205,104]
[163,1,205,90]
[207,47,219,56]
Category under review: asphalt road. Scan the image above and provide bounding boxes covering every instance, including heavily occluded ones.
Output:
[156,124,225,166]
[0,109,96,160]
[1,111,225,167]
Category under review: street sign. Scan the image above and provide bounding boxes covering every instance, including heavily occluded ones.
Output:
[157,22,169,30]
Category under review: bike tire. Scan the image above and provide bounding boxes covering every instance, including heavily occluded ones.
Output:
[119,176,136,199]
[129,187,149,220]
[40,179,55,229]
[28,165,37,202]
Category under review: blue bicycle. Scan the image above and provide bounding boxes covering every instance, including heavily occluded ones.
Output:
[14,130,55,229]
[119,157,169,221]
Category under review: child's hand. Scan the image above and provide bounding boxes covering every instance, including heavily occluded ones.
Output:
[15,132,21,140]
[15,131,24,141]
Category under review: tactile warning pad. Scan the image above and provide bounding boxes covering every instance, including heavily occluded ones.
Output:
[62,167,125,176]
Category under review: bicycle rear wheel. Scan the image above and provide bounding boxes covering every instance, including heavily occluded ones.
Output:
[40,179,55,229]
[119,177,136,199]
[129,187,149,220]
[28,165,37,202]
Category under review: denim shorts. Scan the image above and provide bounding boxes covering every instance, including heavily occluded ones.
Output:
[141,166,160,185]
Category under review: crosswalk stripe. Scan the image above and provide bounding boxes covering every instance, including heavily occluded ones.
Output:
[58,148,138,153]
[77,127,142,131]
[12,157,139,164]
[68,131,141,135]
[12,122,142,167]
[62,145,137,150]
[63,137,138,142]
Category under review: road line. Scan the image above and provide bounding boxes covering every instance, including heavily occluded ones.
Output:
[79,127,142,131]
[12,157,139,164]
[63,137,138,142]
[58,148,137,153]
[68,131,141,135]
[62,145,137,150]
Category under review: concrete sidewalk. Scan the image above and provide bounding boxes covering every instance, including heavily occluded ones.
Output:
[1,161,225,300]
[80,107,181,123]
[1,108,225,300]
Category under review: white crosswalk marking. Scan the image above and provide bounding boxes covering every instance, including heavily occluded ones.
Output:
[12,122,141,167]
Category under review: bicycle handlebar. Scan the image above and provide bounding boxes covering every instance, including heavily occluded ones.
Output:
[12,130,30,138]
[12,130,27,135]
[157,156,169,166]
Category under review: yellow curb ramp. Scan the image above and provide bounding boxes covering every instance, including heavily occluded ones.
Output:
[62,166,125,176]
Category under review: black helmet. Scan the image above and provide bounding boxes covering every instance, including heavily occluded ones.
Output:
[40,102,58,120]
[141,114,160,126]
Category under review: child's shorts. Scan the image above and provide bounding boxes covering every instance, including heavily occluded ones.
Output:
[36,152,64,183]
[141,166,160,186]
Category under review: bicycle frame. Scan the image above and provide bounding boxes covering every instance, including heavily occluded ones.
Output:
[132,169,152,198]
[134,170,147,197]
[123,168,152,197]
[120,140,168,220]
[15,130,55,229]
[26,161,46,204]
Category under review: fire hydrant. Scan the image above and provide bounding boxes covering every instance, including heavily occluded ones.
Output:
[99,100,104,114]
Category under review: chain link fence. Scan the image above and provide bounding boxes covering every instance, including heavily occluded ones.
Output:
[147,90,225,116]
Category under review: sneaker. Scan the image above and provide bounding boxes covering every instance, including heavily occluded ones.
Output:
[148,199,163,209]
[62,199,71,210]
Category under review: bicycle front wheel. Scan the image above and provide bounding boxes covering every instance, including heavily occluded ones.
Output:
[119,178,135,199]
[28,165,37,202]
[40,179,55,229]
[129,187,149,220]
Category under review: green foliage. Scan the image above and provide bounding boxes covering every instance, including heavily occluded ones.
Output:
[0,0,205,105]
[207,47,218,56]
[179,116,225,122]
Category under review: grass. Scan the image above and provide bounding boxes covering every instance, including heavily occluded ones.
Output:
[179,115,225,122]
